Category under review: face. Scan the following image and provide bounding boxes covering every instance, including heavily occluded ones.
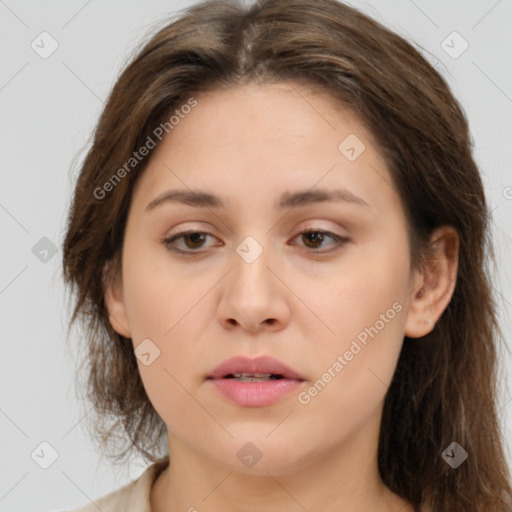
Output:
[105,81,428,475]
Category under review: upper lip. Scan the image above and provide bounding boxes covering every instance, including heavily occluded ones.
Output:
[207,355,305,380]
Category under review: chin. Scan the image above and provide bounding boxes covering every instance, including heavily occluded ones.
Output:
[204,431,317,476]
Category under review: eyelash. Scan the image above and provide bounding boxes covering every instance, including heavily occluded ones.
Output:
[161,229,350,256]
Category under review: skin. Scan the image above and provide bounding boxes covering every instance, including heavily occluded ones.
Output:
[104,81,458,512]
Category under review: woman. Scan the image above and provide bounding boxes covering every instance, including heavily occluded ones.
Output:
[61,0,512,510]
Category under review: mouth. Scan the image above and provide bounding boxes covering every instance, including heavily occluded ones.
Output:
[206,355,305,382]
[220,373,287,382]
[206,356,306,407]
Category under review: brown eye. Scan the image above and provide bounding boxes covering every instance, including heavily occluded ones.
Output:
[301,231,326,249]
[162,228,349,256]
[162,231,219,254]
[182,232,207,249]
[292,229,349,252]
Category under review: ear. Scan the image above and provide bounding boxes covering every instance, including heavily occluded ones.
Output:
[404,225,459,338]
[103,259,131,338]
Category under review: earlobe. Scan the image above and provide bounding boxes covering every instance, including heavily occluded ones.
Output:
[404,226,459,339]
[103,260,131,338]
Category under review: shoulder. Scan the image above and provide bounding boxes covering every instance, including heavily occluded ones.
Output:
[65,479,138,512]
[62,459,169,512]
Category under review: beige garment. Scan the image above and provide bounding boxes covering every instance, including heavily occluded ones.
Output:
[64,458,169,512]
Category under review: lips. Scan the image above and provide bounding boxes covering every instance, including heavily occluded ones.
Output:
[206,355,305,381]
[206,355,306,407]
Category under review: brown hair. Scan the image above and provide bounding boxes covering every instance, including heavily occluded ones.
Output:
[61,0,512,510]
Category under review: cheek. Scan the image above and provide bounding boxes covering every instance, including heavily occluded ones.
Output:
[122,244,216,387]
[298,235,409,402]
[301,236,409,344]
[296,299,406,439]
[135,357,205,443]
[122,241,207,339]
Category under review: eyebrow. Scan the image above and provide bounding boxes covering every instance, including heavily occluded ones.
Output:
[145,187,370,212]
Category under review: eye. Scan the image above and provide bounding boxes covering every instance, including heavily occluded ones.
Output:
[162,230,221,255]
[290,229,350,252]
[162,228,350,256]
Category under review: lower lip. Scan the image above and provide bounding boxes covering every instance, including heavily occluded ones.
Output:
[208,378,304,407]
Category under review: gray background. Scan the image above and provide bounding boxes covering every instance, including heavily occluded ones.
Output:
[1,1,511,511]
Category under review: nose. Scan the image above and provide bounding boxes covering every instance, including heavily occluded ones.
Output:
[217,244,291,333]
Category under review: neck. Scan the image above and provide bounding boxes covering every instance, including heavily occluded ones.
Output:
[150,411,414,512]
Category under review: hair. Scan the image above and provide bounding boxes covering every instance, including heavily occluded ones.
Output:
[61,0,512,510]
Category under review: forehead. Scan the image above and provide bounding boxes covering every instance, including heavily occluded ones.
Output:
[130,81,401,217]
[169,81,375,150]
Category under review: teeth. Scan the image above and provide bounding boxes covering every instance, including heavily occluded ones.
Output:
[234,373,272,378]
[228,373,283,382]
